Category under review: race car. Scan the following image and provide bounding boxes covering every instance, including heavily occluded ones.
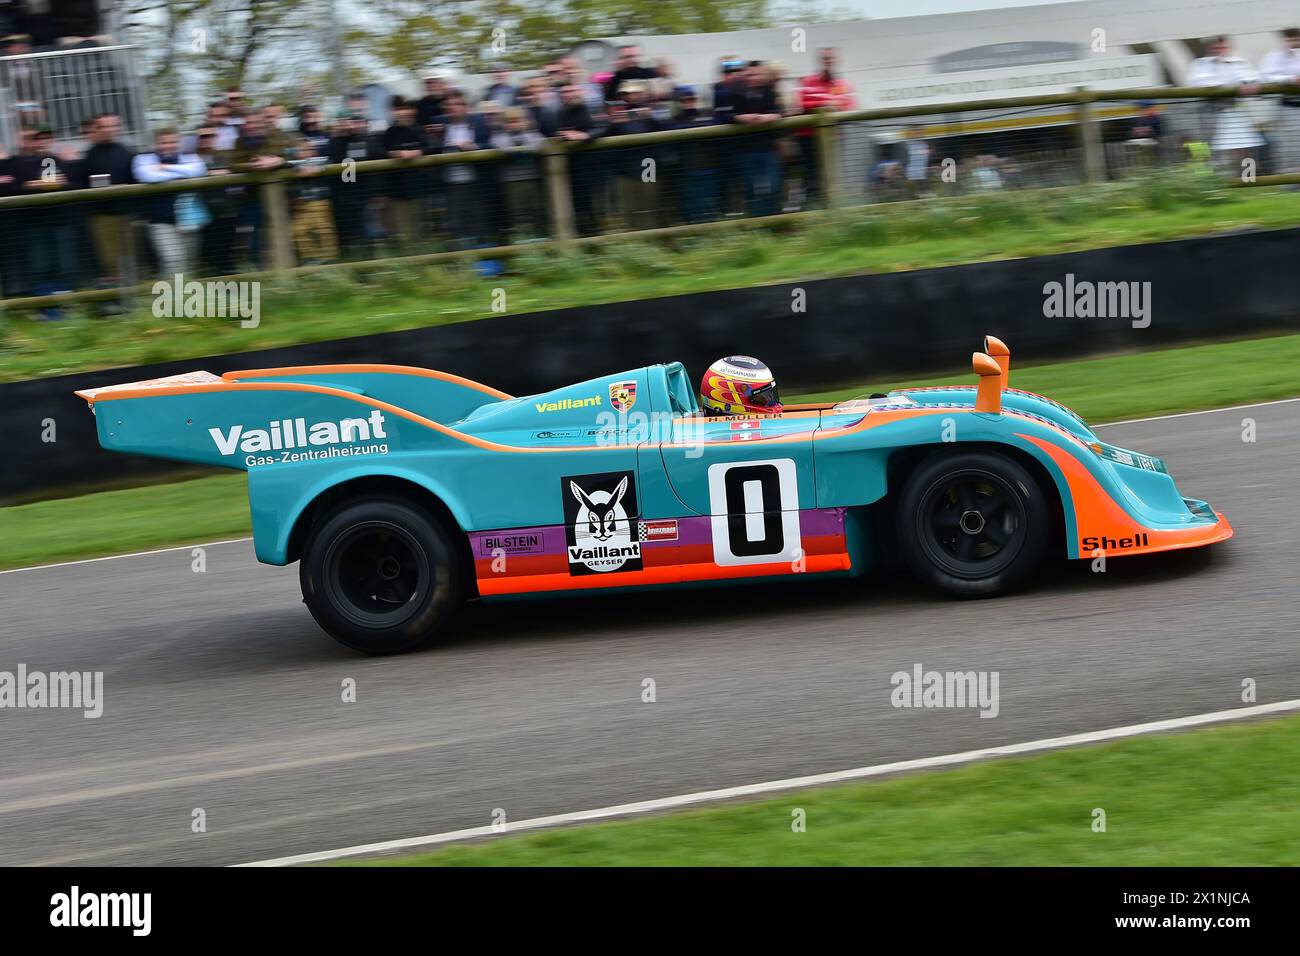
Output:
[76,336,1232,654]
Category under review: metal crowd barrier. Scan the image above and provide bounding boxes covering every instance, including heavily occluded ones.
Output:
[0,44,147,150]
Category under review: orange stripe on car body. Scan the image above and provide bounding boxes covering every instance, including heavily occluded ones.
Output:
[84,380,1037,456]
[1021,434,1234,556]
[476,552,851,596]
[221,364,514,399]
[84,381,630,454]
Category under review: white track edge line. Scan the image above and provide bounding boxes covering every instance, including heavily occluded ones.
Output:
[1094,396,1300,427]
[6,396,1298,576]
[0,537,253,575]
[235,699,1300,867]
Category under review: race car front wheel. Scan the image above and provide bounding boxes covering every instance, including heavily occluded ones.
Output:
[300,496,464,654]
[896,450,1048,598]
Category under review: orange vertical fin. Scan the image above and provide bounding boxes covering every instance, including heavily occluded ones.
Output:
[973,352,1003,414]
[983,335,1010,390]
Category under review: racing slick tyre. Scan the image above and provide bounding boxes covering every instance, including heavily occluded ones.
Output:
[300,496,465,654]
[896,450,1048,598]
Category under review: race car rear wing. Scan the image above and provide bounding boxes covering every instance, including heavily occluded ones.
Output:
[75,364,513,470]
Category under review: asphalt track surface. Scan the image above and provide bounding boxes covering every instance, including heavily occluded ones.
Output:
[1,401,1297,866]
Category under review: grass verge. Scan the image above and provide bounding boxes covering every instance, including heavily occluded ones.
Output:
[350,713,1300,866]
[2,171,1298,382]
[0,473,249,570]
[3,331,1298,571]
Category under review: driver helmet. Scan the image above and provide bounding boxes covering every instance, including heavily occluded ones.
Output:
[699,356,783,415]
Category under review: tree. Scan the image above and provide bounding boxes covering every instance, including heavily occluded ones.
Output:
[347,0,773,77]
[119,0,340,122]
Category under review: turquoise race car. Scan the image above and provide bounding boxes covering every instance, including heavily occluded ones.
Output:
[77,336,1232,653]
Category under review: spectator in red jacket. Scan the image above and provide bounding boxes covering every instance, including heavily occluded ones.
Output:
[797,47,856,205]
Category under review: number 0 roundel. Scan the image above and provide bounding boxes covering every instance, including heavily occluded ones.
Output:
[706,459,803,567]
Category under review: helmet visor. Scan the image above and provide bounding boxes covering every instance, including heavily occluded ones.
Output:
[744,381,781,408]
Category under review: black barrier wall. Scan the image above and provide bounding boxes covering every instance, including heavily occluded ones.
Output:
[6,226,1299,500]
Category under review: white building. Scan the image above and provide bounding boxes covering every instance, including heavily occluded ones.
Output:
[602,0,1297,102]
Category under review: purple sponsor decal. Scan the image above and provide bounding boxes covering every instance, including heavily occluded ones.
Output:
[471,509,845,559]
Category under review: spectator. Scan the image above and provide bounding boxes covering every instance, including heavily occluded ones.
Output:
[381,96,427,243]
[649,74,678,124]
[605,80,666,230]
[1124,101,1164,169]
[798,47,856,204]
[288,137,338,263]
[603,45,657,103]
[416,75,450,128]
[969,153,1004,192]
[709,55,748,213]
[186,102,237,152]
[556,83,599,142]
[193,126,240,274]
[228,108,288,264]
[556,83,602,236]
[478,99,506,138]
[730,61,784,218]
[674,88,723,223]
[902,124,932,195]
[0,141,17,196]
[229,108,289,173]
[1189,36,1263,166]
[561,57,604,114]
[516,77,558,137]
[263,102,289,133]
[77,112,135,289]
[482,69,516,107]
[1127,101,1164,144]
[712,55,747,123]
[0,136,26,296]
[328,107,379,252]
[297,105,330,154]
[1260,28,1300,171]
[534,62,564,112]
[223,87,249,129]
[870,158,908,201]
[13,127,78,305]
[132,127,207,277]
[491,107,545,241]
[476,100,508,244]
[438,93,492,247]
[654,58,690,100]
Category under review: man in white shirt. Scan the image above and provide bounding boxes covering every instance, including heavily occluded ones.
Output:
[1260,28,1300,171]
[1188,36,1263,165]
[903,125,931,195]
[132,128,208,277]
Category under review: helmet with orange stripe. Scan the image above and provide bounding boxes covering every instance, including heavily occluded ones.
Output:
[699,356,783,416]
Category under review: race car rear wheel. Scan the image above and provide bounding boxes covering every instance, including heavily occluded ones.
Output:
[896,450,1048,598]
[300,496,464,654]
